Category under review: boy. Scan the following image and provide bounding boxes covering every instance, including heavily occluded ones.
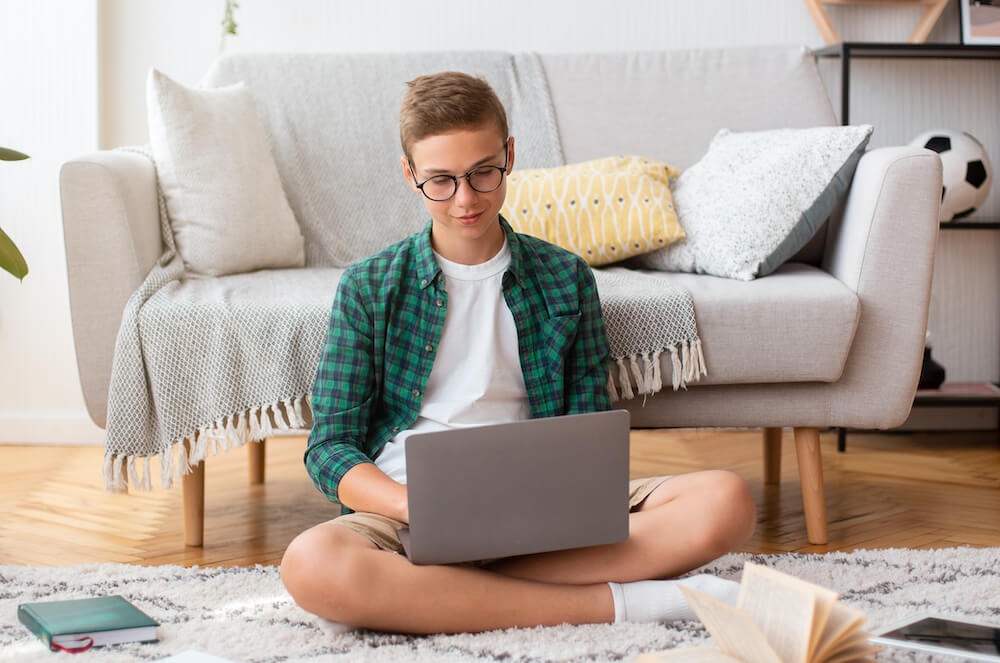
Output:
[281,72,757,634]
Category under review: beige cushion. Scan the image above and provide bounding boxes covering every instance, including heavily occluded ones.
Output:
[146,68,305,277]
[632,263,860,386]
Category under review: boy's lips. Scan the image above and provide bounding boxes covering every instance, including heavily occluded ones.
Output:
[456,212,483,225]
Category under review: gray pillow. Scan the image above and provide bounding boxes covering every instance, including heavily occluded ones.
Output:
[147,68,305,277]
[632,125,873,281]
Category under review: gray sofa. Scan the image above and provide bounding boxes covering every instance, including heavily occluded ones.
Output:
[60,45,941,547]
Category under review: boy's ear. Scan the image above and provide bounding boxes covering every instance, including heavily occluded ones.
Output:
[401,155,420,193]
[506,136,515,173]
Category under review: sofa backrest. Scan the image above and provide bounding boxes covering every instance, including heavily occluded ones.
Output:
[542,45,837,170]
[201,52,565,268]
[202,46,837,267]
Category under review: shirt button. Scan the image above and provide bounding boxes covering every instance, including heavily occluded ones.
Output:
[424,344,434,352]
[412,388,421,398]
[420,279,428,287]
[435,298,444,307]
[392,426,401,433]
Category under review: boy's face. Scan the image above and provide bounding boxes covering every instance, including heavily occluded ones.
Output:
[402,125,514,262]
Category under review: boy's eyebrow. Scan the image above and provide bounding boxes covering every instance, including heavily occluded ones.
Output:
[420,151,504,176]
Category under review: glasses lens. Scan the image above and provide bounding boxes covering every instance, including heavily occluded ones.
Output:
[468,166,503,193]
[422,175,457,201]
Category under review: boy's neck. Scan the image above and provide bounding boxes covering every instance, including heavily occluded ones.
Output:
[430,217,506,265]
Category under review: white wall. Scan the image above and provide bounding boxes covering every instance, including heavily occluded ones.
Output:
[98,0,962,148]
[0,0,103,444]
[1,0,994,444]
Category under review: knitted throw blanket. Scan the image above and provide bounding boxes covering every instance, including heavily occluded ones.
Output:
[593,267,706,401]
[102,54,706,492]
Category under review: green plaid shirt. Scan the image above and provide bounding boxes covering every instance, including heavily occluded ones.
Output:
[305,217,611,508]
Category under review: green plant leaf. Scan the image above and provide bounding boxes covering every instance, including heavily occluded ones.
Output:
[0,225,28,281]
[0,147,29,161]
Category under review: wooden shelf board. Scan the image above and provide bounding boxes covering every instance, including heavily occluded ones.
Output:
[914,382,1000,406]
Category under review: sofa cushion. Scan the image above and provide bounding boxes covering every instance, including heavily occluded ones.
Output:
[632,125,872,281]
[632,263,860,385]
[145,263,854,402]
[146,69,305,277]
[501,156,684,266]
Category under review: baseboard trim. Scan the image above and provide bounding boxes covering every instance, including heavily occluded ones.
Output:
[0,412,105,445]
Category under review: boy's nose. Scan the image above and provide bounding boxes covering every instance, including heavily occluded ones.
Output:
[453,177,479,204]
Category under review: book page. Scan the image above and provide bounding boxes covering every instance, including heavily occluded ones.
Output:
[737,563,838,663]
[680,586,782,663]
[822,638,880,663]
[812,602,867,662]
[637,646,741,662]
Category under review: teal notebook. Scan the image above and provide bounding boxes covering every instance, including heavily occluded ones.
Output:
[18,595,159,652]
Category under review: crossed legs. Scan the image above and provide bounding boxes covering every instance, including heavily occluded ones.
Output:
[280,470,756,633]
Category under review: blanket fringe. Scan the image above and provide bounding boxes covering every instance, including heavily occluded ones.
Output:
[616,358,634,400]
[127,456,139,491]
[607,339,708,404]
[606,371,619,403]
[259,405,275,438]
[292,397,306,428]
[104,394,314,492]
[177,438,190,477]
[248,406,261,441]
[104,340,705,493]
[272,402,289,429]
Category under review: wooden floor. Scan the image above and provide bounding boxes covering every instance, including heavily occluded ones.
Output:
[0,427,997,567]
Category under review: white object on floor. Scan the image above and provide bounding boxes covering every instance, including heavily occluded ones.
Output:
[609,574,741,623]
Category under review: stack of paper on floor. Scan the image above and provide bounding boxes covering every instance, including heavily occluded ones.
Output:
[639,562,879,662]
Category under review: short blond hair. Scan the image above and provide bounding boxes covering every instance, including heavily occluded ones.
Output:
[399,71,508,164]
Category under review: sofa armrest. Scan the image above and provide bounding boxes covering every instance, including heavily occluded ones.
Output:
[822,145,942,427]
[59,150,162,428]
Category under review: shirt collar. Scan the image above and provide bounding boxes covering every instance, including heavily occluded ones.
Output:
[414,215,525,290]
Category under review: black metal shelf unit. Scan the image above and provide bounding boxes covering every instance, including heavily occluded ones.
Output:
[814,42,1000,230]
[817,43,1000,448]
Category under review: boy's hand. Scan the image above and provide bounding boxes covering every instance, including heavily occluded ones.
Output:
[339,462,410,524]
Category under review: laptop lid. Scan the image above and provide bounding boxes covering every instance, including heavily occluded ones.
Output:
[401,409,630,565]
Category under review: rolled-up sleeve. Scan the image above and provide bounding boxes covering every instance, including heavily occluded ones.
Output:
[305,267,377,503]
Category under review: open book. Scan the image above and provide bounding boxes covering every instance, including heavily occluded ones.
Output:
[638,563,879,663]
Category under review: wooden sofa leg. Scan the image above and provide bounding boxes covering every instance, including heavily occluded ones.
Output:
[249,438,266,485]
[793,426,828,545]
[182,439,205,547]
[763,427,782,485]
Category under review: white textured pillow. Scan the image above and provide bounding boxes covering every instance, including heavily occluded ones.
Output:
[632,125,873,281]
[147,68,305,277]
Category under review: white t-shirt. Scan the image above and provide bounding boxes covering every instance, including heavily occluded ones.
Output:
[374,239,530,484]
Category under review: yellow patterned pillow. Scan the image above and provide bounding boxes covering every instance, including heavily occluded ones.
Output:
[501,156,684,266]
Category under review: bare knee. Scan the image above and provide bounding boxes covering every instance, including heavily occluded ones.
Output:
[280,524,377,623]
[692,470,757,555]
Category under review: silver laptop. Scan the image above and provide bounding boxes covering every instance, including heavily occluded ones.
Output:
[398,409,630,565]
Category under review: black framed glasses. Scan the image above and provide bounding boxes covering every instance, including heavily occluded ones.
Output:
[409,146,509,202]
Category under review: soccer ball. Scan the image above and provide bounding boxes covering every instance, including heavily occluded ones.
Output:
[909,129,993,222]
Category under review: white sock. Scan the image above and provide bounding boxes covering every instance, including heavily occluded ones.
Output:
[607,574,740,624]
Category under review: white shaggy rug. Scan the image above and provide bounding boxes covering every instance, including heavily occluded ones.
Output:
[2,547,998,662]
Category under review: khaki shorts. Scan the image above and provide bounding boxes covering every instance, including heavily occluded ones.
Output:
[328,474,672,564]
